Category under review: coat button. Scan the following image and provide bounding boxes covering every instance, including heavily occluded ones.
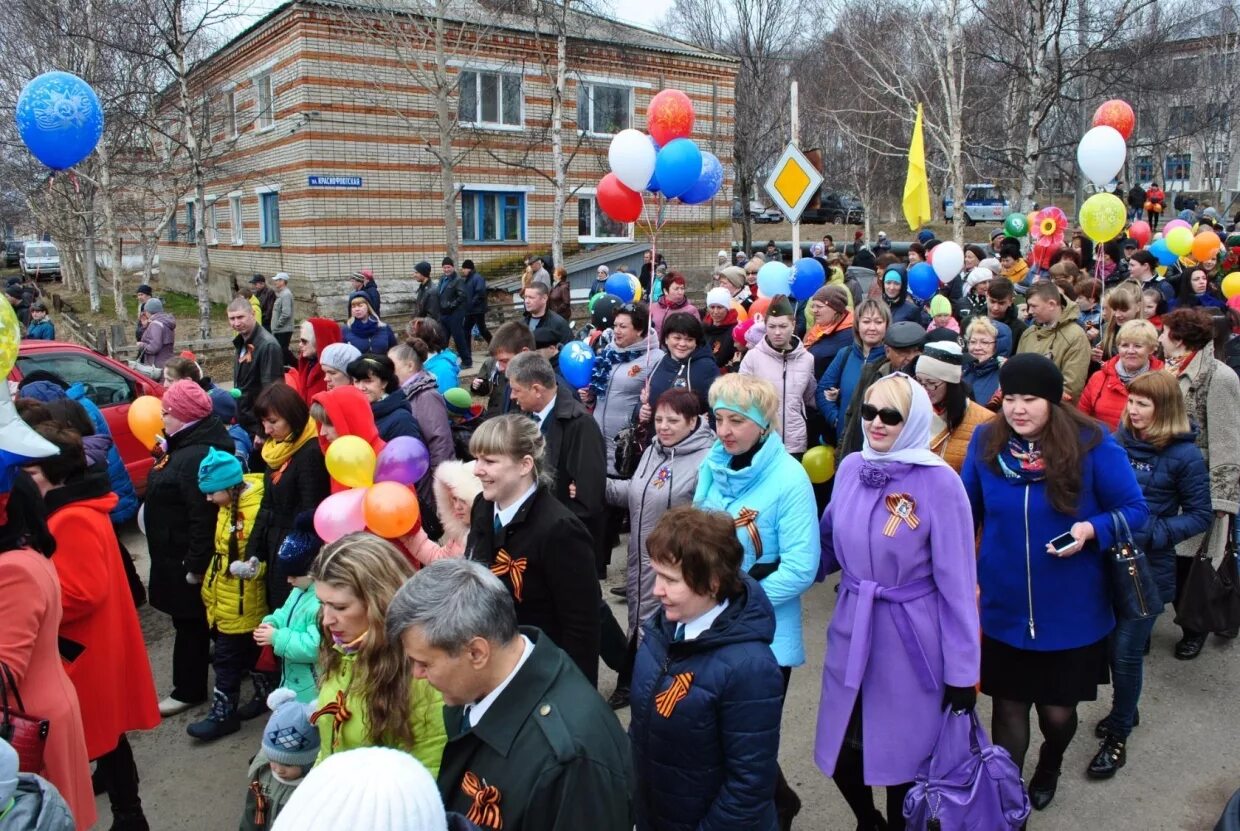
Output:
[539,704,551,716]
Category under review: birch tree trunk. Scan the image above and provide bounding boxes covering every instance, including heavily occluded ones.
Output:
[550,28,567,270]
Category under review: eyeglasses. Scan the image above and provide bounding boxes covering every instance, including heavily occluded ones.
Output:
[860,404,904,426]
[916,376,944,391]
[967,338,995,346]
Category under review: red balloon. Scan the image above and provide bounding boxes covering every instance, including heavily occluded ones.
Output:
[1092,99,1135,141]
[647,89,695,147]
[1128,219,1151,249]
[596,173,643,223]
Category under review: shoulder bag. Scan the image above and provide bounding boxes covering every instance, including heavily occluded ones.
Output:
[0,661,50,773]
[1175,515,1240,635]
[1106,510,1163,621]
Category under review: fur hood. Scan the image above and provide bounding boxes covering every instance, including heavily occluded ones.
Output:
[432,459,483,543]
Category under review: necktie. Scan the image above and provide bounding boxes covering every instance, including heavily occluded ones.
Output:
[460,705,472,735]
[673,624,685,643]
[493,515,502,534]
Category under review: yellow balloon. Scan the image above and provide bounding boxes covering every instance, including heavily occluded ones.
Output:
[1164,226,1193,257]
[1222,272,1240,300]
[325,435,377,488]
[629,274,643,304]
[1078,193,1125,243]
[802,445,835,484]
[0,298,19,377]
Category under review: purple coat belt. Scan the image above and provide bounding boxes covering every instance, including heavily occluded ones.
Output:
[840,573,938,692]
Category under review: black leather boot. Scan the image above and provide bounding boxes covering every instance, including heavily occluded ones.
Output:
[236,672,274,721]
[1174,632,1207,660]
[1094,709,1139,738]
[1028,763,1061,810]
[1086,735,1127,779]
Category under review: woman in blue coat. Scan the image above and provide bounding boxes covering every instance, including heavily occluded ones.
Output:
[630,506,784,831]
[638,312,719,429]
[345,354,423,442]
[961,354,1148,813]
[816,299,890,444]
[880,268,924,324]
[694,372,819,828]
[1088,370,1210,780]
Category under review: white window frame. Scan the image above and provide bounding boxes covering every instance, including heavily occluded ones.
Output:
[229,192,244,245]
[204,196,219,245]
[254,73,275,131]
[255,184,281,247]
[183,197,197,241]
[456,67,524,131]
[456,183,535,245]
[575,187,634,243]
[576,80,636,137]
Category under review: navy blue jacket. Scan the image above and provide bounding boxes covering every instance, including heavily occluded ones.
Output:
[963,355,1002,406]
[464,271,487,314]
[1115,426,1212,603]
[807,327,853,379]
[371,393,423,443]
[630,574,783,831]
[360,280,381,316]
[643,346,719,427]
[341,320,397,354]
[962,424,1148,650]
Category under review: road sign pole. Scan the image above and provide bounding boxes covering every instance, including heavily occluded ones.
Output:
[790,81,800,264]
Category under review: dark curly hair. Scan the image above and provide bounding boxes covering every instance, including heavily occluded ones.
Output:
[1161,307,1215,351]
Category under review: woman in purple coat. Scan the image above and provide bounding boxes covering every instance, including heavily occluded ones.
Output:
[815,373,981,830]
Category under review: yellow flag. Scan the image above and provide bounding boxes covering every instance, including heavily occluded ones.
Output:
[902,104,932,231]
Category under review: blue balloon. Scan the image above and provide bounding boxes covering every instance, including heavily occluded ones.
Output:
[604,273,636,303]
[756,261,792,297]
[1149,237,1178,267]
[560,341,596,389]
[646,137,661,192]
[790,257,826,300]
[16,72,104,171]
[654,138,702,199]
[907,262,938,300]
[679,151,724,205]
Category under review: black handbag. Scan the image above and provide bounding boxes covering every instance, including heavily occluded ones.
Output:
[1175,517,1240,634]
[613,416,649,479]
[1106,511,1162,621]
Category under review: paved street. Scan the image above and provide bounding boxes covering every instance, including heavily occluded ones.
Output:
[101,524,1238,830]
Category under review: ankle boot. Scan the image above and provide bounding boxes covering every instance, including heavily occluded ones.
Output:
[1086,734,1127,780]
[1028,745,1062,811]
[236,672,274,721]
[187,689,240,741]
[775,768,802,830]
[1174,632,1207,660]
[109,809,151,831]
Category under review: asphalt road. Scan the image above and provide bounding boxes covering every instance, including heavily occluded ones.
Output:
[100,524,1239,830]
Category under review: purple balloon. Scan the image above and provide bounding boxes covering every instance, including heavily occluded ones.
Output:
[375,436,430,485]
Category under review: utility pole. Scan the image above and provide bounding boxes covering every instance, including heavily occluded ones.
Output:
[790,80,800,263]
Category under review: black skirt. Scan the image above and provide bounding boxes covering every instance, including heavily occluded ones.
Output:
[980,634,1110,706]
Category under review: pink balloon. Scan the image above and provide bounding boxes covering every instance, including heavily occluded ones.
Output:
[1162,219,1190,233]
[314,487,367,543]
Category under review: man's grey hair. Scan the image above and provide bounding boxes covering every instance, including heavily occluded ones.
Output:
[506,351,556,390]
[386,559,519,653]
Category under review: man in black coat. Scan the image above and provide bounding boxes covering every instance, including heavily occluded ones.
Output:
[412,260,441,319]
[520,283,573,371]
[228,298,284,439]
[249,274,277,331]
[462,259,491,344]
[389,559,632,831]
[439,257,471,368]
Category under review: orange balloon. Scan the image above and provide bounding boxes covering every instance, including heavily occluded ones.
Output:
[1192,231,1222,263]
[750,297,771,318]
[1091,99,1135,141]
[647,89,696,147]
[363,481,420,539]
[127,395,163,450]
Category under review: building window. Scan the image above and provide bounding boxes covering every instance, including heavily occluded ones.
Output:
[1167,106,1194,134]
[185,201,197,240]
[230,195,244,244]
[577,194,632,241]
[1209,153,1228,181]
[461,190,525,243]
[205,201,218,245]
[258,191,281,246]
[1165,154,1191,182]
[167,217,178,243]
[577,83,631,135]
[255,73,275,130]
[1135,156,1153,182]
[226,91,238,137]
[458,70,522,128]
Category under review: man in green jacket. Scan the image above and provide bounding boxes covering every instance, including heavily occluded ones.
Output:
[388,559,632,831]
[1016,281,1091,401]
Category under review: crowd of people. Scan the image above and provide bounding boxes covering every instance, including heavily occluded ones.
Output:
[1,205,1239,831]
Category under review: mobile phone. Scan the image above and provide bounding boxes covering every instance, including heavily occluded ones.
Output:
[1048,532,1076,554]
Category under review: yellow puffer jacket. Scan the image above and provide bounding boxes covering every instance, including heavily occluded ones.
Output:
[202,474,268,634]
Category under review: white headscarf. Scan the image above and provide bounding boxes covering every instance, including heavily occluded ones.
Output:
[859,373,949,468]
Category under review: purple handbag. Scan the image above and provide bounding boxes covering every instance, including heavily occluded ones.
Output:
[903,709,1031,831]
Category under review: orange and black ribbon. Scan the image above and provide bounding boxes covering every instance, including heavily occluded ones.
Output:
[655,672,695,718]
[882,493,920,537]
[462,771,503,830]
[734,508,762,557]
[491,551,527,603]
[249,780,268,826]
[310,689,352,752]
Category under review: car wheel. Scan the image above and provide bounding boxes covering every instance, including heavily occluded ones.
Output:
[963,212,976,227]
[832,212,844,223]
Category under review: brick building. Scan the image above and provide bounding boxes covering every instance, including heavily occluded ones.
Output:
[155,0,737,316]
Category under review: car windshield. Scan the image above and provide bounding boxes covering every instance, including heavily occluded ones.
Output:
[27,246,56,258]
[970,187,1001,201]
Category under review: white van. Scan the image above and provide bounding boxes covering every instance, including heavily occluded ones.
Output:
[20,242,60,279]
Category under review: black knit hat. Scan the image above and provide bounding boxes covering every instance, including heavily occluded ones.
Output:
[414,261,431,278]
[461,259,475,271]
[999,353,1063,404]
[442,256,454,267]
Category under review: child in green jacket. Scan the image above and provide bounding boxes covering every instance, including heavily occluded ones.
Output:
[252,518,322,704]
[239,689,319,830]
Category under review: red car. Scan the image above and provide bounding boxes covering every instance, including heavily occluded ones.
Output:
[12,341,164,494]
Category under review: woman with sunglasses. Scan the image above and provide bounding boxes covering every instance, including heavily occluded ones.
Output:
[961,354,1147,814]
[815,374,979,831]
[909,342,994,472]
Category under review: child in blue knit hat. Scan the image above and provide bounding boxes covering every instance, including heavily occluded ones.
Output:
[240,689,319,830]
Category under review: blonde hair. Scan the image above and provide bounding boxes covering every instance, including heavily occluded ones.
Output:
[964,316,998,342]
[1123,370,1190,449]
[708,373,781,433]
[865,373,913,420]
[1116,318,1159,350]
[311,533,417,749]
[1101,282,1144,357]
[468,414,554,489]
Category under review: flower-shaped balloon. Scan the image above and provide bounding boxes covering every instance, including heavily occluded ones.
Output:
[1030,206,1068,270]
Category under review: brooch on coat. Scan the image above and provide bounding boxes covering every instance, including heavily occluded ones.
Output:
[490,550,527,603]
[462,771,503,830]
[652,464,671,490]
[882,493,920,537]
[627,364,641,377]
[655,672,695,718]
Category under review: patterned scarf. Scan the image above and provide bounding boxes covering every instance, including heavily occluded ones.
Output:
[998,436,1047,483]
[589,345,641,398]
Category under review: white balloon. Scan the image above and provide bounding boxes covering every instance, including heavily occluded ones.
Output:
[1076,126,1126,188]
[137,503,146,536]
[931,241,964,283]
[608,129,657,193]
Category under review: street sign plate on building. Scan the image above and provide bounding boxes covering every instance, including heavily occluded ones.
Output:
[308,175,363,188]
[763,144,823,223]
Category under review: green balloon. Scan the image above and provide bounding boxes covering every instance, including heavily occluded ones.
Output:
[230,387,242,399]
[1003,212,1029,238]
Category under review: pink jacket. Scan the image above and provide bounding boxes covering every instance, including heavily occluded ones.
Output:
[651,299,700,334]
[738,335,817,453]
[402,460,483,566]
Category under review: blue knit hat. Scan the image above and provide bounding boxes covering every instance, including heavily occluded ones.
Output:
[262,689,320,767]
[197,446,243,494]
[917,229,935,245]
[276,513,322,578]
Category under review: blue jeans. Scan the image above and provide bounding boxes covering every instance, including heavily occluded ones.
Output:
[1107,614,1159,737]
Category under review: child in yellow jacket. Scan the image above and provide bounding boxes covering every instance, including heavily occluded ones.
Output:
[191,447,267,742]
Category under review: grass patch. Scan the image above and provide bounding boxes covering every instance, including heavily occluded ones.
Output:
[126,290,229,324]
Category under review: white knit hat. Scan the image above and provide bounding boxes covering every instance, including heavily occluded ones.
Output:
[706,287,733,309]
[966,267,995,289]
[271,747,447,831]
[978,257,1002,276]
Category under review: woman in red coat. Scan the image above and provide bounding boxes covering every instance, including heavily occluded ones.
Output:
[1078,319,1162,429]
[286,318,345,407]
[0,474,96,831]
[24,422,160,829]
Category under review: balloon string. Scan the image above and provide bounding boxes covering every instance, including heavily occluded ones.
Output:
[69,172,80,193]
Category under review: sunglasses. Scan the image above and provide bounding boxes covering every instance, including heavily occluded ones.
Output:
[860,404,904,426]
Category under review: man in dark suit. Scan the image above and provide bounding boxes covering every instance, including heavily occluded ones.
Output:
[389,559,632,831]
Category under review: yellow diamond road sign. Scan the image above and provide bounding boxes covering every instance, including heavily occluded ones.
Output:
[764,144,824,223]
